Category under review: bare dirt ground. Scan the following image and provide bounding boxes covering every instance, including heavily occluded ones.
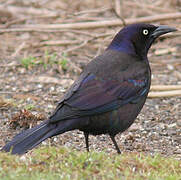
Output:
[0,0,180,159]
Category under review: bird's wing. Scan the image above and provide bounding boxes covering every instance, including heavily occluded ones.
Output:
[50,72,149,122]
[66,74,148,110]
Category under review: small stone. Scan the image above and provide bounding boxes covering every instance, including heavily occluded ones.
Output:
[167,64,174,71]
[129,124,140,132]
[176,120,181,127]
[167,130,177,135]
[47,104,53,109]
[37,84,42,88]
[20,155,27,161]
[50,86,55,91]
[167,123,177,128]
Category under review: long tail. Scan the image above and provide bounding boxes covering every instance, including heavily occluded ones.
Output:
[1,119,77,155]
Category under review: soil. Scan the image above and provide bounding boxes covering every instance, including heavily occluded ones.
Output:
[0,0,180,159]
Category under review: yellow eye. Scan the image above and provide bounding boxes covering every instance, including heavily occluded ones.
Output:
[143,29,149,35]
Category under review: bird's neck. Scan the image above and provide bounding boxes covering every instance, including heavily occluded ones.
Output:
[107,39,136,55]
[107,39,148,60]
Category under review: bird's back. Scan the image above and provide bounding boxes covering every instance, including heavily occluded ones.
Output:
[50,49,151,136]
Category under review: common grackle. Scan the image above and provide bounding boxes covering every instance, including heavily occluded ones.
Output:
[1,23,176,155]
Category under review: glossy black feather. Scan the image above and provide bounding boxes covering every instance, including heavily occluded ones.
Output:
[1,23,176,154]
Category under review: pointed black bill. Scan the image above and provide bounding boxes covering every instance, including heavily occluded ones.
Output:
[151,25,177,38]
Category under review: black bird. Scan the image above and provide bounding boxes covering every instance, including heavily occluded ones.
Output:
[1,23,176,155]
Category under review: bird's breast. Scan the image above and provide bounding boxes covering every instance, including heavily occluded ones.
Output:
[83,95,147,136]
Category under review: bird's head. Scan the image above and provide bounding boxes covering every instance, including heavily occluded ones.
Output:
[108,23,177,58]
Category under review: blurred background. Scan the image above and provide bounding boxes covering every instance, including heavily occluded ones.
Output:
[0,0,180,157]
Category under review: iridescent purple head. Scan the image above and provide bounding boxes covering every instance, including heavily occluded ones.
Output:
[108,23,177,58]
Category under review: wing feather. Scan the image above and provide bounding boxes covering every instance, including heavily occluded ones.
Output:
[65,74,148,111]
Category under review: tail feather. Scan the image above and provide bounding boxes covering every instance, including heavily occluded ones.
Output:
[1,117,87,155]
[1,120,63,155]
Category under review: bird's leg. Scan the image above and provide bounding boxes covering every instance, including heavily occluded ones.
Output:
[84,132,89,152]
[110,135,121,154]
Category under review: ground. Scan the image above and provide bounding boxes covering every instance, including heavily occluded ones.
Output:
[0,0,180,159]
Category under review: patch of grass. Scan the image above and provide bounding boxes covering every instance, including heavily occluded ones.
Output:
[20,56,36,69]
[44,50,58,67]
[24,104,35,110]
[44,51,69,71]
[20,52,69,71]
[59,53,68,71]
[0,146,180,180]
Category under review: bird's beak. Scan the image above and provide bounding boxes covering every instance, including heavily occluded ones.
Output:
[151,25,177,38]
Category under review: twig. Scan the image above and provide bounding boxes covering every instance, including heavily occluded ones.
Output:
[150,85,181,91]
[160,32,181,39]
[39,40,81,46]
[4,15,59,28]
[126,1,174,13]
[114,0,122,17]
[113,0,126,26]
[73,7,111,15]
[68,16,110,22]
[0,61,20,67]
[174,71,181,80]
[11,42,26,57]
[0,92,14,94]
[63,39,91,53]
[148,90,181,98]
[0,12,180,32]
[23,12,181,29]
[0,5,58,17]
[4,18,26,28]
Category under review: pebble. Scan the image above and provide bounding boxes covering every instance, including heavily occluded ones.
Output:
[176,120,181,127]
